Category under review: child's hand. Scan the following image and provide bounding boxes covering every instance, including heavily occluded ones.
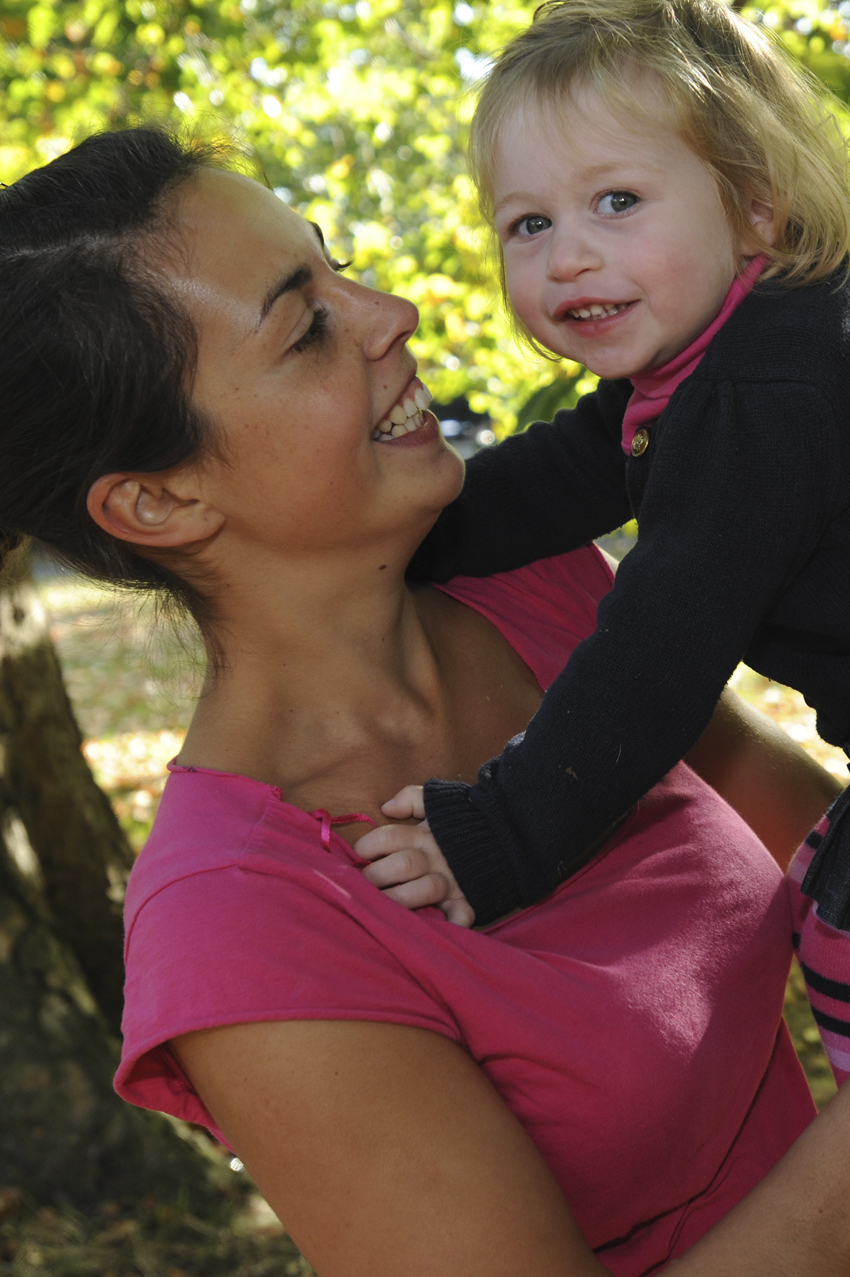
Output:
[354,785,475,927]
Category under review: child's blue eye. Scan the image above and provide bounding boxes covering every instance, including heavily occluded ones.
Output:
[598,191,639,215]
[512,214,552,237]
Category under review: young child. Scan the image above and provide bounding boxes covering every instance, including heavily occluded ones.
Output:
[354,0,850,1083]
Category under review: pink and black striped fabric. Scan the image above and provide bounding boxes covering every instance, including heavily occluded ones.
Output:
[789,814,850,1086]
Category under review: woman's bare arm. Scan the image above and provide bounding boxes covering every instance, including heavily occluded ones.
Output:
[685,688,843,871]
[173,1016,850,1276]
[664,1080,850,1276]
[171,1019,608,1277]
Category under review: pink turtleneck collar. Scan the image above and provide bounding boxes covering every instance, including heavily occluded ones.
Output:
[620,255,767,455]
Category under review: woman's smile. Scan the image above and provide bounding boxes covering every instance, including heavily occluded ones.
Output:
[371,376,434,441]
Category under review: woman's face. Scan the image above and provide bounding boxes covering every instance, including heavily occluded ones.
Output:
[164,168,463,560]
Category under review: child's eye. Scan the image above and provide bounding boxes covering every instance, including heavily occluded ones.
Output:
[510,214,552,238]
[597,191,639,216]
[291,305,329,353]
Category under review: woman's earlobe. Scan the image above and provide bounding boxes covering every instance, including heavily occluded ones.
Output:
[86,473,224,547]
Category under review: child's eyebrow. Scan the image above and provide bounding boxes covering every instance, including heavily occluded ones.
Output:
[494,160,665,215]
[493,191,540,216]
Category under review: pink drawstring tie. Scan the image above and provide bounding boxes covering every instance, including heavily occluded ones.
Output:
[309,809,376,851]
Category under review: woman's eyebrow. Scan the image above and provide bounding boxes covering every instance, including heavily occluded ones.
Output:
[257,224,331,327]
[258,263,312,327]
[260,260,312,324]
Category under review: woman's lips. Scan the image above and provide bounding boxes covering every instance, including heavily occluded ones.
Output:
[372,408,440,446]
[371,380,433,441]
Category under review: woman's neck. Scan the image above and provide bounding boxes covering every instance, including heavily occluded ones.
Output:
[178,546,541,823]
[181,547,453,793]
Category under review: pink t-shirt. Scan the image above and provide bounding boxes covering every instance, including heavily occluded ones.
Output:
[116,548,814,1276]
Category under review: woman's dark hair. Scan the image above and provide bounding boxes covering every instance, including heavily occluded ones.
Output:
[0,126,228,623]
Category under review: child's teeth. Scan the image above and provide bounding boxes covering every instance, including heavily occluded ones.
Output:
[569,302,626,320]
[414,387,431,410]
[403,397,416,416]
[390,423,407,438]
[389,404,407,425]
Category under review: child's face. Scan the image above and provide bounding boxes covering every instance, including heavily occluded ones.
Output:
[492,86,766,379]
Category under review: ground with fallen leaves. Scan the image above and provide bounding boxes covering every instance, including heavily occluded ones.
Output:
[0,1188,316,1277]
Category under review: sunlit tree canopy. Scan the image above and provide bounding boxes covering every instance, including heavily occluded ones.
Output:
[1,0,849,429]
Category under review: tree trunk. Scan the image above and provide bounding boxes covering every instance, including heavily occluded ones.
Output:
[0,548,233,1213]
[0,550,133,1037]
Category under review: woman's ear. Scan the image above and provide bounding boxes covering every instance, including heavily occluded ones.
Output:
[86,473,225,547]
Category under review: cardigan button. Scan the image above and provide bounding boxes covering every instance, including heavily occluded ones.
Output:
[631,428,650,457]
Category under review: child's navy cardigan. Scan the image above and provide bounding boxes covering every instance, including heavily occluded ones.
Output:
[410,269,850,926]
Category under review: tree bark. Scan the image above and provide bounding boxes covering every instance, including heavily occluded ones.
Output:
[0,550,133,1037]
[0,548,233,1213]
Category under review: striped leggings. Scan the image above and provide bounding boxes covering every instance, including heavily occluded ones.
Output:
[789,815,850,1087]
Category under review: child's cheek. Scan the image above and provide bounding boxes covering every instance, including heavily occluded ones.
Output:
[506,264,541,333]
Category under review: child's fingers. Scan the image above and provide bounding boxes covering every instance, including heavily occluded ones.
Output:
[441,896,476,928]
[361,846,436,889]
[354,816,477,929]
[370,867,476,925]
[354,821,428,862]
[381,873,455,911]
[380,784,426,821]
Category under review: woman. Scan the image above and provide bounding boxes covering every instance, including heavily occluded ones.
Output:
[0,127,846,1276]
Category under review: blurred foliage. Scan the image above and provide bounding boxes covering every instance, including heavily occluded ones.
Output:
[0,0,849,430]
[0,1186,316,1275]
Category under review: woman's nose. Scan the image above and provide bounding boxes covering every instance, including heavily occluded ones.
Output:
[355,284,419,361]
[546,224,603,282]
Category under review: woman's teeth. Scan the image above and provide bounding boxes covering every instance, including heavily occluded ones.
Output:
[567,302,629,320]
[371,383,433,440]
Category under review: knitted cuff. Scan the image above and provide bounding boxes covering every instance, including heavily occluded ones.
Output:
[423,779,522,926]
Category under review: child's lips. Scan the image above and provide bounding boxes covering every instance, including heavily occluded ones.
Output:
[554,298,637,326]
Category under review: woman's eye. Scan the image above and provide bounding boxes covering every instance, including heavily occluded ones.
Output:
[511,214,552,238]
[598,191,639,216]
[291,305,329,353]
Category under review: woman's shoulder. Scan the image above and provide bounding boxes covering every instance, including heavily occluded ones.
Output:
[124,765,312,919]
[118,769,466,1125]
[436,546,614,691]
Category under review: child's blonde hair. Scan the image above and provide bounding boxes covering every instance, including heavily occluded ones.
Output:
[470,0,850,292]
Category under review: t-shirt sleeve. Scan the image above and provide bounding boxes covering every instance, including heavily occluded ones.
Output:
[407,378,633,583]
[116,862,462,1129]
[424,377,843,923]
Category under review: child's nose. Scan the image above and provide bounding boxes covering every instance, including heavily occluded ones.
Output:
[546,225,603,282]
